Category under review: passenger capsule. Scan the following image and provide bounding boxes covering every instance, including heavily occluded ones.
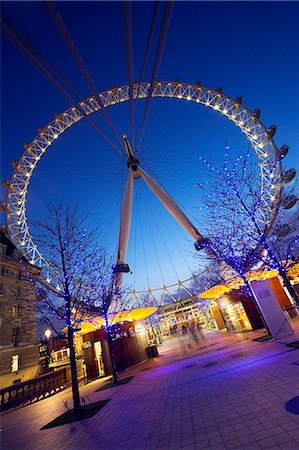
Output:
[283,168,296,183]
[267,125,277,138]
[276,224,291,238]
[254,109,261,119]
[2,181,10,189]
[114,263,131,273]
[283,195,297,209]
[0,201,7,212]
[279,145,289,159]
[236,96,242,104]
[194,238,210,251]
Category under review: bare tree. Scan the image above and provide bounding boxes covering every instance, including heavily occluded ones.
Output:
[195,147,299,307]
[33,203,103,413]
[190,266,225,297]
[193,206,270,332]
[139,293,161,345]
[86,252,124,384]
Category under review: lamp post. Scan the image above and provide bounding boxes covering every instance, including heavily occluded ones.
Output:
[104,267,119,384]
[42,329,52,373]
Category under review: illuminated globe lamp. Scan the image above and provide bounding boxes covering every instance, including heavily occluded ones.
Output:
[45,329,51,340]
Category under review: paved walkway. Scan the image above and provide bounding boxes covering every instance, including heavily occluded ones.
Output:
[1,323,299,450]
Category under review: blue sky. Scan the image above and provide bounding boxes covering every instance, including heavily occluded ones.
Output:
[1,1,299,294]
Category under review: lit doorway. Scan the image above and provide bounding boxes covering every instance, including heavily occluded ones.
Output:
[94,341,105,376]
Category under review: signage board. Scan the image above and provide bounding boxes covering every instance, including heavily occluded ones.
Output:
[250,279,294,340]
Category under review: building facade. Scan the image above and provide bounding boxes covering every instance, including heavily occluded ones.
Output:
[82,321,149,380]
[0,232,40,389]
[159,296,218,338]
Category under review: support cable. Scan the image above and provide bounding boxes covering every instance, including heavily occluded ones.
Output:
[122,1,135,147]
[146,183,192,276]
[44,1,124,151]
[133,188,138,291]
[138,165,202,242]
[147,194,180,281]
[137,1,174,152]
[157,207,193,273]
[3,19,82,100]
[143,192,165,286]
[141,158,205,232]
[1,14,122,155]
[136,193,151,290]
[133,1,160,118]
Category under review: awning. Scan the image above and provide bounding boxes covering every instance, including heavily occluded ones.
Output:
[63,307,158,335]
[198,267,285,300]
[89,307,158,326]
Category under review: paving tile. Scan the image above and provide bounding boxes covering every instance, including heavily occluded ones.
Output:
[241,444,261,450]
[267,426,287,437]
[223,437,242,449]
[281,440,299,449]
[280,421,299,432]
[287,428,299,441]
[257,437,279,449]
[254,430,270,441]
[2,326,299,450]
[238,433,257,445]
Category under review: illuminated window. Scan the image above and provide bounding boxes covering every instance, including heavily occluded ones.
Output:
[11,355,19,372]
[12,305,20,318]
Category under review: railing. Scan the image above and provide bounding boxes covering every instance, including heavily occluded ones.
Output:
[0,368,67,412]
[283,304,299,319]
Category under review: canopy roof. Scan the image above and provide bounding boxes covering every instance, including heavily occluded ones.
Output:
[198,267,291,300]
[71,307,157,335]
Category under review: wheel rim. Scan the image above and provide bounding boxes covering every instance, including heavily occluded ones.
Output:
[5,81,283,301]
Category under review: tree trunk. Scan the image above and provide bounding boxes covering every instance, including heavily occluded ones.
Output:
[104,316,118,384]
[68,325,81,413]
[279,270,299,307]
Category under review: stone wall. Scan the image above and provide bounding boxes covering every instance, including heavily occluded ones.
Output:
[0,236,40,388]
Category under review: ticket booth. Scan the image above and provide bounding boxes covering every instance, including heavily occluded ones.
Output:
[82,320,149,380]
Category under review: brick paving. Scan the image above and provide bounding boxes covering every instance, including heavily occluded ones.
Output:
[1,321,299,450]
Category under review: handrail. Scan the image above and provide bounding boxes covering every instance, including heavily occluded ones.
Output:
[0,368,67,412]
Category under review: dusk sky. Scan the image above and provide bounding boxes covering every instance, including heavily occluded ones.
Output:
[1,1,299,295]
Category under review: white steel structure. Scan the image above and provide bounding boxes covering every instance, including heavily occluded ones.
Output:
[4,81,283,301]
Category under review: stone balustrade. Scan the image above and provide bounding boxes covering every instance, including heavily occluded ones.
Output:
[0,368,67,412]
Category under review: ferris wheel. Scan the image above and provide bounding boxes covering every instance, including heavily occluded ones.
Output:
[3,81,286,305]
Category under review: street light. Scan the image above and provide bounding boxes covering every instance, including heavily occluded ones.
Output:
[45,329,51,340]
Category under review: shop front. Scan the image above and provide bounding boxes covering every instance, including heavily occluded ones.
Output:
[198,268,298,333]
[267,276,298,319]
[216,295,254,332]
[159,297,217,338]
[82,320,149,380]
